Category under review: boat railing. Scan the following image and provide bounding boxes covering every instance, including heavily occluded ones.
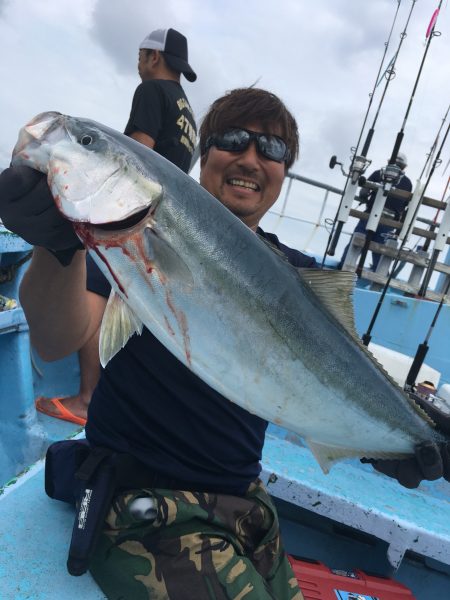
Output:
[268,172,345,253]
[268,171,450,303]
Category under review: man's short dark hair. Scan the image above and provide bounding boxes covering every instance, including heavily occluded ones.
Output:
[143,49,180,75]
[199,88,299,170]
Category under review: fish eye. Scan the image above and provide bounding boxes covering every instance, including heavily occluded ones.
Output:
[79,134,94,146]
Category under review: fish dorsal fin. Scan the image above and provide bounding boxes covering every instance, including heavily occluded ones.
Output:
[298,268,358,338]
[298,268,416,398]
[99,290,143,367]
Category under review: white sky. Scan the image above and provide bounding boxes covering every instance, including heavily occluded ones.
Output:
[1,0,449,253]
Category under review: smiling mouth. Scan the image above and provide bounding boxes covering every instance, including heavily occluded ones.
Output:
[227,178,260,191]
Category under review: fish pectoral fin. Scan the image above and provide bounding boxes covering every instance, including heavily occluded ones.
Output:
[144,226,194,290]
[306,439,368,474]
[99,291,143,367]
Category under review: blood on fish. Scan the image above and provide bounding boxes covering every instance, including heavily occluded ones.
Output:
[123,235,155,292]
[165,289,191,365]
[74,224,127,297]
[164,315,176,337]
[134,234,154,274]
[104,237,132,257]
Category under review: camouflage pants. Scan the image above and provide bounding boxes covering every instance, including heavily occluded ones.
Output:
[90,479,304,600]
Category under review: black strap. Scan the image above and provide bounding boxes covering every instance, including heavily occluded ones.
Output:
[75,447,114,481]
[67,448,117,576]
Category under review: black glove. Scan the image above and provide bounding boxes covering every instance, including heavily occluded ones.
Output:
[362,396,450,488]
[0,165,83,266]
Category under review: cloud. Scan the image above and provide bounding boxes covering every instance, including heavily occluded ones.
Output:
[0,0,449,200]
[0,0,11,18]
[90,0,195,75]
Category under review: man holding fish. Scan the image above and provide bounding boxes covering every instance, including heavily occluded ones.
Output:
[0,87,449,599]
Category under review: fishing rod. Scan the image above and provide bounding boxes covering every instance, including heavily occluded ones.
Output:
[404,106,450,383]
[374,111,450,278]
[322,0,407,263]
[405,275,450,389]
[415,105,450,257]
[361,119,450,347]
[418,188,450,295]
[355,1,443,276]
[418,173,450,254]
[419,104,450,181]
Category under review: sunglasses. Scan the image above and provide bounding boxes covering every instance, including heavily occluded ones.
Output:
[205,128,290,163]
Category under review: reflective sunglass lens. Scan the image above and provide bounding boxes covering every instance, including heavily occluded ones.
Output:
[208,129,289,162]
[221,130,250,151]
[259,136,287,162]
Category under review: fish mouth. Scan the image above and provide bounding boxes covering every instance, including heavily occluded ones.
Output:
[93,206,151,231]
[12,111,68,169]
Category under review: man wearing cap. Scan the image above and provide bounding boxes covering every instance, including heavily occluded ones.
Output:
[127,27,197,171]
[34,28,198,426]
[339,153,412,271]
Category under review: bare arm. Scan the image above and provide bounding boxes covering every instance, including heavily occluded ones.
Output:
[20,248,106,361]
[128,131,156,149]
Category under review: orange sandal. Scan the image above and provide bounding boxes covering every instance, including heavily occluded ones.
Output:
[35,396,87,426]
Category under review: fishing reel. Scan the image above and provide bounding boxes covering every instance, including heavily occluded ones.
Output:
[329,155,347,177]
[329,154,371,184]
[380,163,402,192]
[349,155,371,184]
[358,162,403,197]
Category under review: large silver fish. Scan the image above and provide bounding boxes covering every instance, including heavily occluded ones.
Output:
[12,111,446,472]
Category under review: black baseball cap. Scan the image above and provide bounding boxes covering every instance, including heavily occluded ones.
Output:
[139,28,197,82]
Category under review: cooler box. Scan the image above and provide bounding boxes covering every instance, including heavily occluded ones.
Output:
[289,556,415,600]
